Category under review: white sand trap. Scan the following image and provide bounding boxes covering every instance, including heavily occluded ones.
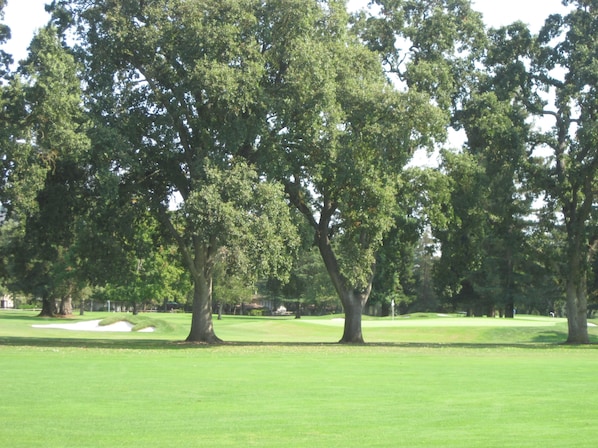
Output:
[32,319,155,332]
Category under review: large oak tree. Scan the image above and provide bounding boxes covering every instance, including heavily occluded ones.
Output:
[530,0,598,343]
[53,0,484,343]
[54,0,297,342]
[257,0,452,342]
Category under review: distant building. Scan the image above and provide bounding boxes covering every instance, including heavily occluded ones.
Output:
[1,295,14,309]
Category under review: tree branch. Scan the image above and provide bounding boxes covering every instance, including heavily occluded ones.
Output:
[158,207,197,278]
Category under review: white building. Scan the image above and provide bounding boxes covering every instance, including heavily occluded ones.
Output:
[1,295,14,309]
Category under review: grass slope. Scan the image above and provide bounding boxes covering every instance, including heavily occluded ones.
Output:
[1,311,597,447]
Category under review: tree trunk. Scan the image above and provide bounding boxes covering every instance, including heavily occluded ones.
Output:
[315,230,370,344]
[565,269,589,344]
[504,250,514,318]
[186,270,222,343]
[59,295,73,316]
[38,296,56,317]
[339,292,365,343]
[562,229,590,344]
[161,212,222,343]
[504,302,514,318]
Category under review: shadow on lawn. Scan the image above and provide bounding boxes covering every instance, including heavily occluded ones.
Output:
[2,335,597,350]
[531,330,570,344]
[531,330,598,345]
[0,313,52,321]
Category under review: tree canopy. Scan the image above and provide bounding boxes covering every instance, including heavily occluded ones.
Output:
[50,0,299,342]
[529,0,598,343]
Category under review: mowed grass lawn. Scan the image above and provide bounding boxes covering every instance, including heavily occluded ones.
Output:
[1,311,598,447]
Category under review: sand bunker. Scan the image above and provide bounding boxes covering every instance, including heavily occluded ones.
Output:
[32,319,155,332]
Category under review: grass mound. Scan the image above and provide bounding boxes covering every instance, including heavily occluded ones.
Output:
[98,314,174,333]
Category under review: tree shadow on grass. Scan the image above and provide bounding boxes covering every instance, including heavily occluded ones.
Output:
[531,330,570,344]
[2,335,597,351]
[0,313,54,321]
[531,330,598,345]
[0,336,179,350]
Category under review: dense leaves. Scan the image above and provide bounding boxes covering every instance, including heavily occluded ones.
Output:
[48,0,299,342]
[529,0,598,343]
[1,25,91,316]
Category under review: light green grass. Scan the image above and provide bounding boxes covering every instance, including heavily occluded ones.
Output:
[1,311,597,447]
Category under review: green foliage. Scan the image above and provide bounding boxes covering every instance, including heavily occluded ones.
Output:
[180,160,298,283]
[359,0,486,113]
[213,263,254,308]
[51,0,300,340]
[529,0,598,341]
[429,12,540,316]
[259,0,448,312]
[0,76,45,219]
[0,0,12,77]
[1,25,89,220]
[1,26,91,314]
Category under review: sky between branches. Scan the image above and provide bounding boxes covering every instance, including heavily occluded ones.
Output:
[4,0,570,65]
[2,0,570,167]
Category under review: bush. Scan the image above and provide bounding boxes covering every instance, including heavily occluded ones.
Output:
[17,303,39,310]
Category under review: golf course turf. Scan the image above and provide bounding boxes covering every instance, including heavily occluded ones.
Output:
[1,311,597,447]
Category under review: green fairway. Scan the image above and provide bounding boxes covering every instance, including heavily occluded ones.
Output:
[1,311,597,447]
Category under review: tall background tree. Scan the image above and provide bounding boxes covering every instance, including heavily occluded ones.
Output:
[0,0,10,77]
[433,21,535,317]
[0,0,14,299]
[293,0,485,340]
[529,0,598,343]
[1,24,91,316]
[257,0,453,342]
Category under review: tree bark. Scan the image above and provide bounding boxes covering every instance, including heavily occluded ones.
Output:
[553,111,591,343]
[316,229,370,344]
[504,250,514,318]
[286,182,373,343]
[339,292,365,343]
[38,296,56,317]
[186,269,222,343]
[162,212,222,343]
[59,295,73,316]
[565,253,589,344]
[504,304,514,318]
